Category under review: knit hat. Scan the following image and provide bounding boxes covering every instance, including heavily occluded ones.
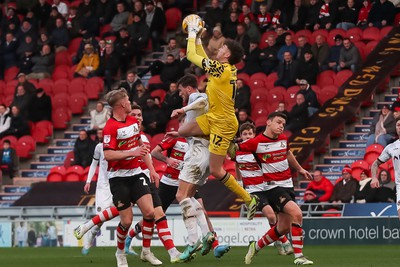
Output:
[213,25,222,33]
[342,165,352,174]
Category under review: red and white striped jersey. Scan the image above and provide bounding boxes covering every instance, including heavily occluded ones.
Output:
[235,150,264,193]
[103,115,142,179]
[238,133,293,189]
[159,137,188,186]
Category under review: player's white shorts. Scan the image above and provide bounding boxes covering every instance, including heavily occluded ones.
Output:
[396,184,400,211]
[95,187,113,213]
[179,138,210,186]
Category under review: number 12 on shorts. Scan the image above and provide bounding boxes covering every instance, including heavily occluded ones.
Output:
[211,134,222,147]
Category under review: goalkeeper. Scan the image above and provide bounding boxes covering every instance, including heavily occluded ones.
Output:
[176,15,259,220]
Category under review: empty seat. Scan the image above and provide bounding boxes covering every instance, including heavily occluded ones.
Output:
[351,160,370,180]
[16,135,36,158]
[52,107,71,129]
[362,27,380,41]
[165,7,182,31]
[237,73,250,85]
[32,120,53,143]
[65,165,85,182]
[334,69,353,87]
[47,166,66,182]
[68,93,87,114]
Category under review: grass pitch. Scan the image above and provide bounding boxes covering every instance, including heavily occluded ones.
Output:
[1,245,399,267]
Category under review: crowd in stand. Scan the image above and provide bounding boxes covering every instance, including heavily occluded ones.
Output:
[0,0,399,175]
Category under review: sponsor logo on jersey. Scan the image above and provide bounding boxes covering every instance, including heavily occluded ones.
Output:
[104,135,111,144]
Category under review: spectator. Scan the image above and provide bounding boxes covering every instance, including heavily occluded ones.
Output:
[270,9,283,30]
[16,20,37,42]
[354,170,376,203]
[0,139,18,179]
[15,222,27,247]
[297,79,320,116]
[75,44,99,78]
[15,73,36,96]
[337,38,362,72]
[275,102,290,118]
[73,130,96,168]
[274,25,289,46]
[110,2,129,33]
[235,23,250,54]
[305,0,322,30]
[391,90,400,111]
[37,31,53,51]
[275,51,299,88]
[1,32,18,69]
[336,0,358,30]
[47,223,58,247]
[97,41,120,91]
[161,38,180,61]
[78,9,99,39]
[243,15,261,43]
[224,0,241,17]
[306,170,334,202]
[28,88,52,123]
[375,169,396,202]
[127,0,146,24]
[45,7,63,33]
[311,34,330,71]
[144,0,166,52]
[27,44,55,80]
[243,40,263,75]
[296,50,319,86]
[18,51,34,76]
[73,35,99,65]
[237,109,254,129]
[286,92,309,132]
[238,4,255,23]
[143,97,166,136]
[357,0,372,28]
[256,3,272,33]
[366,104,396,147]
[368,0,396,28]
[204,0,224,35]
[285,0,307,31]
[259,34,280,74]
[33,0,52,29]
[1,6,20,34]
[0,105,11,137]
[277,34,297,62]
[27,229,37,247]
[127,12,150,66]
[207,25,226,60]
[114,27,134,75]
[89,102,110,131]
[315,0,337,30]
[328,34,344,71]
[97,39,106,57]
[96,0,116,26]
[11,85,32,119]
[178,49,192,76]
[159,54,181,89]
[132,82,151,108]
[296,35,312,60]
[330,165,359,204]
[120,70,142,102]
[235,79,251,114]
[1,106,30,139]
[223,11,240,40]
[66,6,79,38]
[52,0,68,18]
[161,82,183,119]
[51,18,69,52]
[302,189,321,211]
[16,35,37,60]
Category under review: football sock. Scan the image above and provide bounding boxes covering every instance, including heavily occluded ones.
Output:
[219,172,251,204]
[179,198,198,246]
[270,223,289,243]
[257,225,281,250]
[142,218,155,251]
[116,222,128,253]
[291,223,304,258]
[191,197,210,236]
[212,231,219,249]
[156,216,175,251]
[128,222,142,238]
[92,206,119,226]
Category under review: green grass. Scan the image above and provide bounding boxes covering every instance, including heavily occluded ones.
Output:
[1,245,400,267]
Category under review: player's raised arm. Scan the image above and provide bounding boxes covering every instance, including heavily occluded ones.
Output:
[287,150,313,180]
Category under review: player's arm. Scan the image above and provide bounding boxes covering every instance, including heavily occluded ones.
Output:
[139,138,160,187]
[84,157,99,194]
[235,164,244,187]
[171,96,207,118]
[287,150,313,180]
[151,144,180,169]
[371,159,384,188]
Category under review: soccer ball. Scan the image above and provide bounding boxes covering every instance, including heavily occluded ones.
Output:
[182,14,204,34]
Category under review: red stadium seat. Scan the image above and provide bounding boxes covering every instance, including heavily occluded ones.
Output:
[151,133,166,150]
[16,135,36,158]
[254,116,267,128]
[250,72,268,84]
[353,41,366,61]
[85,83,101,100]
[68,37,82,56]
[250,89,269,105]
[55,50,72,66]
[100,24,112,37]
[148,75,162,85]
[285,86,300,110]
[311,29,328,43]
[151,89,167,103]
[265,72,278,89]
[166,119,179,132]
[4,66,19,82]
[47,166,66,182]
[32,120,53,143]
[52,83,69,95]
[346,27,362,39]
[316,70,335,88]
[52,93,69,109]
[153,159,167,177]
[52,107,71,129]
[165,7,182,31]
[237,73,250,85]
[364,41,379,56]
[334,70,353,87]
[65,165,85,182]
[235,60,245,72]
[380,26,393,39]
[295,29,312,44]
[351,160,370,180]
[87,77,105,89]
[38,79,54,96]
[362,27,380,41]
[317,85,338,105]
[64,151,75,168]
[327,28,346,46]
[68,93,87,114]
[52,65,69,80]
[366,143,384,154]
[269,87,286,103]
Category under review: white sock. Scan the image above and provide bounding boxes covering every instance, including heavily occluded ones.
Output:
[179,198,199,245]
[142,247,150,253]
[191,197,209,236]
[168,247,180,258]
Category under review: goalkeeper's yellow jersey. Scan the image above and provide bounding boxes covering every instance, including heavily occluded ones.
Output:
[187,38,237,121]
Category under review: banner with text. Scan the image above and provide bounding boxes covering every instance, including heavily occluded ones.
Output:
[289,27,400,165]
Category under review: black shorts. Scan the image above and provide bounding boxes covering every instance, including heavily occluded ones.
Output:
[158,182,202,212]
[262,187,296,213]
[146,175,162,208]
[252,191,271,211]
[109,173,151,211]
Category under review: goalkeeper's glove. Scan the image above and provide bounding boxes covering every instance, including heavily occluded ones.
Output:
[187,16,203,39]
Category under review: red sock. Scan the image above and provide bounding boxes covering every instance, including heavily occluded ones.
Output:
[93,206,119,225]
[291,223,304,258]
[142,218,155,248]
[128,222,142,238]
[270,223,289,243]
[212,231,219,249]
[156,217,175,250]
[116,222,128,251]
[257,226,280,250]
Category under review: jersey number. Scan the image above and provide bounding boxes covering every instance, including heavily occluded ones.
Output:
[230,80,237,100]
[140,177,148,186]
[212,134,223,147]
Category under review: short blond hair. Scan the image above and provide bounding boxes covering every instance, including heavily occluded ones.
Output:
[104,88,128,107]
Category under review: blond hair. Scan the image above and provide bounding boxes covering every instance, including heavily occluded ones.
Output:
[104,88,128,107]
